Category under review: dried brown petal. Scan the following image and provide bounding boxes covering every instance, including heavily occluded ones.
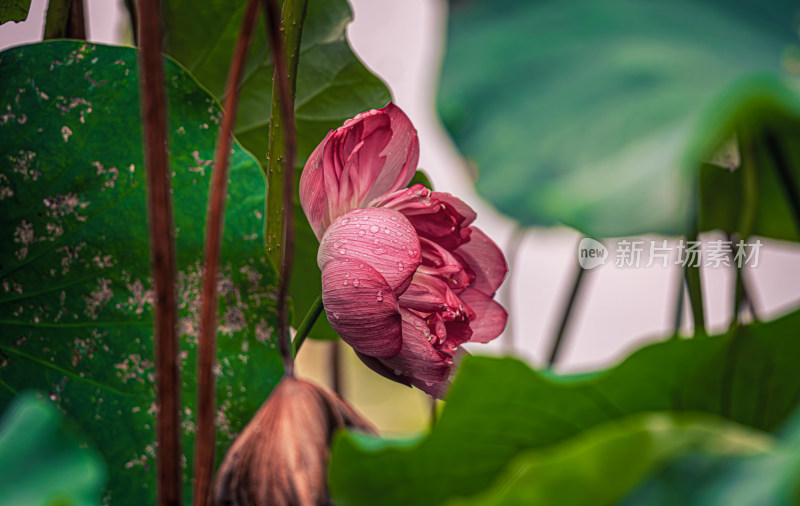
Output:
[213,377,375,506]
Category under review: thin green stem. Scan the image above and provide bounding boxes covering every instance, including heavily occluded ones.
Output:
[292,293,324,357]
[684,243,705,335]
[263,0,308,269]
[764,130,800,239]
[671,268,685,337]
[684,179,705,336]
[262,0,309,377]
[44,0,86,40]
[547,260,587,368]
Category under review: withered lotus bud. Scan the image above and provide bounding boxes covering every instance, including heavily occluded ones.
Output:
[213,376,376,506]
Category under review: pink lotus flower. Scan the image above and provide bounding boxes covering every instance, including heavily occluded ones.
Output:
[299,103,507,398]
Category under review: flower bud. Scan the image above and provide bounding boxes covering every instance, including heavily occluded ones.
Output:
[213,377,375,506]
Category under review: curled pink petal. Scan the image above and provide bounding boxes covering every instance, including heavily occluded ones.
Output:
[454,227,508,296]
[299,103,419,239]
[299,130,333,241]
[458,288,508,343]
[371,185,476,249]
[399,273,467,320]
[318,207,421,295]
[321,259,403,358]
[379,311,452,383]
[324,111,392,217]
[354,351,412,388]
[418,237,470,289]
[361,103,419,203]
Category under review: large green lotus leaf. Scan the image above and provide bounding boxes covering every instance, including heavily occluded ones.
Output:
[447,412,771,506]
[621,406,800,505]
[162,0,391,340]
[0,392,106,506]
[0,41,282,504]
[438,0,800,238]
[330,309,800,506]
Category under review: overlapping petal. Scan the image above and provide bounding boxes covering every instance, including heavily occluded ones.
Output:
[318,207,421,295]
[320,259,403,358]
[458,288,508,343]
[453,227,508,296]
[298,103,419,240]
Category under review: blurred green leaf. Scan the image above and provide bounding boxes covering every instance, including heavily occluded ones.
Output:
[409,169,434,189]
[330,309,800,506]
[162,0,392,340]
[0,392,106,506]
[698,109,800,241]
[438,0,800,238]
[0,41,282,503]
[449,412,771,506]
[0,0,31,24]
[621,406,800,505]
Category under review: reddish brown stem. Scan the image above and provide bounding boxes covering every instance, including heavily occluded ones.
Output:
[137,0,181,504]
[193,1,262,505]
[263,0,307,376]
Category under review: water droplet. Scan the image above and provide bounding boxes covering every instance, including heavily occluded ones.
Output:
[341,218,350,225]
[373,239,379,245]
[376,290,383,302]
[343,279,349,286]
[345,272,350,278]
[339,248,346,254]
[333,311,340,319]
[384,228,391,234]
[358,230,365,236]
[373,247,386,255]
[425,381,434,387]
[397,262,404,271]
[408,249,417,257]
[358,263,365,269]
[369,225,379,233]
[393,369,402,376]
[353,278,360,287]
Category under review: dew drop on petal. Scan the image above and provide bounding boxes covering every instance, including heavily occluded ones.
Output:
[397,262,404,271]
[373,247,386,255]
[376,290,383,302]
[339,248,346,254]
[425,381,434,387]
[343,279,349,286]
[369,225,379,233]
[353,278,360,287]
[333,312,340,320]
[358,230,365,236]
